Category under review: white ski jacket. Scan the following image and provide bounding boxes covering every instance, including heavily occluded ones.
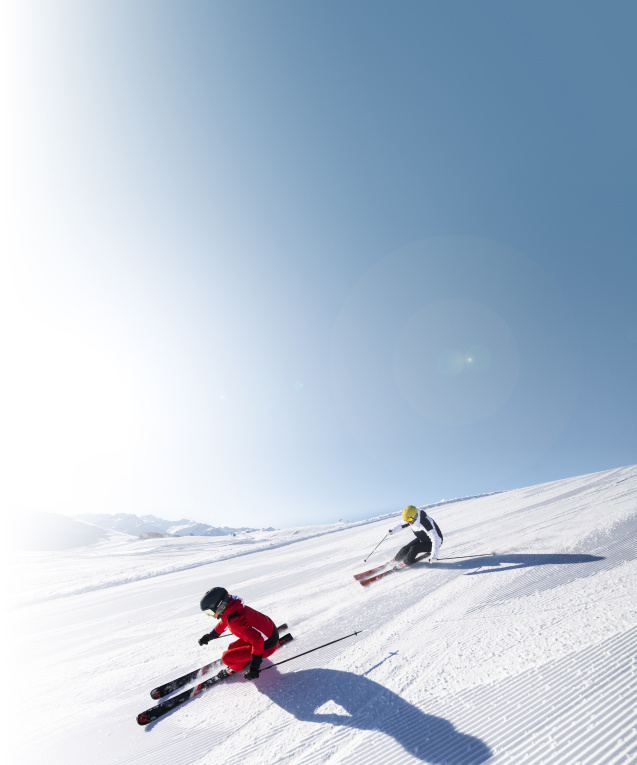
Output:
[390,510,443,560]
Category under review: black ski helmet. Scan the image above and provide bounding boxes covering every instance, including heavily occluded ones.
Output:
[200,587,229,615]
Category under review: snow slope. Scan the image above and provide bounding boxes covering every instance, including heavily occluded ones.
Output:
[8,465,637,764]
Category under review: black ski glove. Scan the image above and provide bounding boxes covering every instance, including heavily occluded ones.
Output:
[244,654,263,680]
[198,631,219,646]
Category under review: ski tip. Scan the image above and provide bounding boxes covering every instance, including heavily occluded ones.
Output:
[150,689,161,700]
[278,623,288,631]
[137,713,150,726]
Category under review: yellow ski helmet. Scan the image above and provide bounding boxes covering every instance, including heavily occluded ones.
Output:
[402,505,418,522]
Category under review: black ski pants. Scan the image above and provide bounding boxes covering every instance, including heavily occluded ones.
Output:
[395,537,431,565]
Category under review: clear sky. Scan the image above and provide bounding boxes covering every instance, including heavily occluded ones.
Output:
[2,1,636,528]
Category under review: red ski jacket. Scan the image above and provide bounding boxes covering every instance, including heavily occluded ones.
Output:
[213,596,275,656]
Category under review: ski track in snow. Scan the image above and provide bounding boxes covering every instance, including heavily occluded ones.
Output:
[7,465,637,764]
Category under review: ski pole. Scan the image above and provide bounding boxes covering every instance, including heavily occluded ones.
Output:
[262,631,361,672]
[364,533,389,562]
[438,552,496,561]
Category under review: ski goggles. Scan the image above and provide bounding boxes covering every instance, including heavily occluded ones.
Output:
[204,601,228,618]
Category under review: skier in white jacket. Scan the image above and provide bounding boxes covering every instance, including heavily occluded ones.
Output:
[389,505,443,565]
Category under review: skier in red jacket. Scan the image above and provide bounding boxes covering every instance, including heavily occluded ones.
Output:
[197,587,279,680]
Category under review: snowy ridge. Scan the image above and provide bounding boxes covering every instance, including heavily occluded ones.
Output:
[9,464,637,764]
[73,512,262,538]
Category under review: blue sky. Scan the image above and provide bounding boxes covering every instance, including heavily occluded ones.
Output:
[2,1,636,528]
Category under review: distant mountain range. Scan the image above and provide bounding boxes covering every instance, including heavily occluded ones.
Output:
[10,509,110,551]
[73,512,274,537]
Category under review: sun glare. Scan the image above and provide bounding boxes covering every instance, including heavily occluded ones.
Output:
[1,309,139,512]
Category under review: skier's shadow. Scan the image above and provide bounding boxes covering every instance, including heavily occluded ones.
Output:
[433,553,604,575]
[258,666,492,764]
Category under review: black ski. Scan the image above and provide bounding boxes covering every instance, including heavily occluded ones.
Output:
[150,622,288,699]
[138,668,237,725]
[137,633,294,725]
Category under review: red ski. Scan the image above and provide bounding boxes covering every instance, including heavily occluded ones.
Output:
[359,554,429,586]
[353,561,393,580]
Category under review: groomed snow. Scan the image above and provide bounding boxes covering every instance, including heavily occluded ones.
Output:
[8,465,637,764]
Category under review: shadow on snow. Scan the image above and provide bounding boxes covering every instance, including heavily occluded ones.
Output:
[258,667,492,764]
[435,553,604,575]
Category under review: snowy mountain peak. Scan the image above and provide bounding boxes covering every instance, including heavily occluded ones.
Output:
[73,512,264,538]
